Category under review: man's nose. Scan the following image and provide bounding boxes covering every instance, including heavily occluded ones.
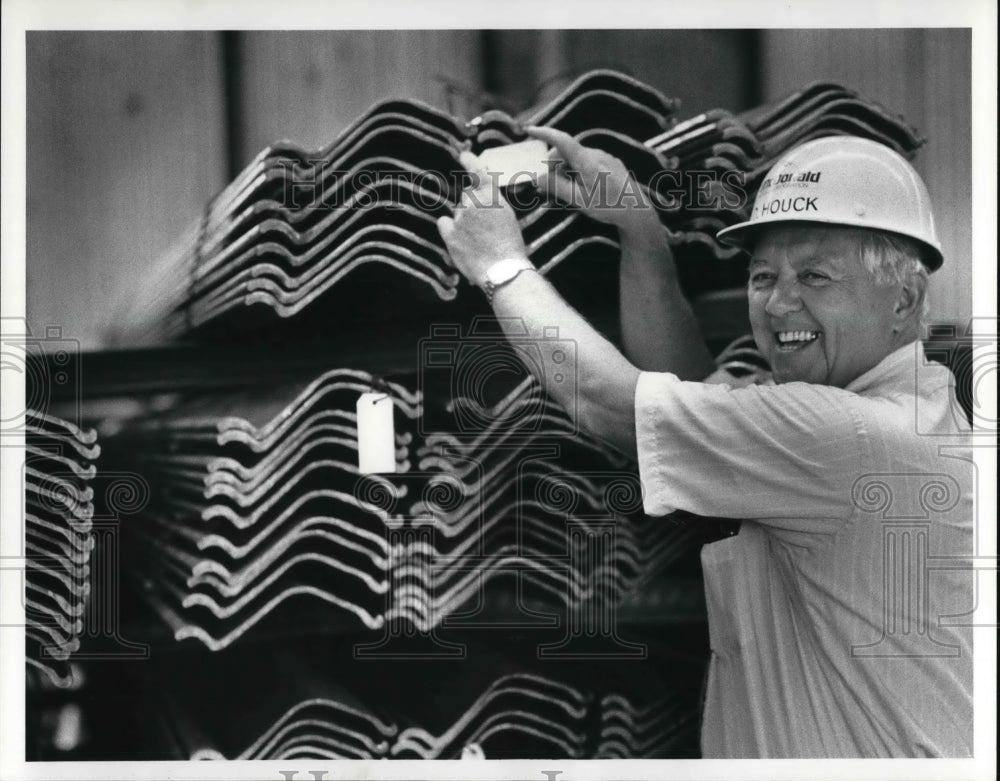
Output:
[764,276,802,317]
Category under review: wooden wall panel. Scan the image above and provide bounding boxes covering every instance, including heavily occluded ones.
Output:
[486,30,570,111]
[478,30,757,118]
[236,31,484,168]
[558,30,758,116]
[26,32,228,350]
[919,30,973,331]
[760,29,972,327]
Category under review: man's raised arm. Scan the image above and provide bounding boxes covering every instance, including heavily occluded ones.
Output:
[436,152,640,458]
[525,126,716,380]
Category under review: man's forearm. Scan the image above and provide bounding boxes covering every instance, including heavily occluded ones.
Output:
[619,216,716,380]
[491,269,639,460]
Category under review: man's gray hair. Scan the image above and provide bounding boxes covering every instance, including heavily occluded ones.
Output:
[856,229,931,324]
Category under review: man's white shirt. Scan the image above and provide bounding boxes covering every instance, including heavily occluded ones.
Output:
[635,341,974,757]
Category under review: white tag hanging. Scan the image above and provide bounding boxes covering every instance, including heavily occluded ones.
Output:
[461,742,485,760]
[356,392,396,474]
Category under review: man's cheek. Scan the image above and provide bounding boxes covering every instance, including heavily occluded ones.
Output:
[747,305,769,344]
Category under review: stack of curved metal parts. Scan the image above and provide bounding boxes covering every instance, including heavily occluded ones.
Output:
[158,647,397,760]
[644,81,924,261]
[738,81,924,164]
[593,693,697,758]
[391,375,700,632]
[24,409,100,688]
[111,69,680,345]
[114,369,421,651]
[157,643,694,760]
[112,73,925,345]
[644,108,762,260]
[179,672,593,760]
[388,673,592,759]
[110,367,697,652]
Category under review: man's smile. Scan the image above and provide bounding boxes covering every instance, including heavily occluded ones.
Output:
[773,330,821,352]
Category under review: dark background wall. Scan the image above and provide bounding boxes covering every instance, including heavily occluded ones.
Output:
[26,29,972,349]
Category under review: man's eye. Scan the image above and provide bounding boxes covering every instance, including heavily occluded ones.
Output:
[801,271,829,283]
[750,272,775,286]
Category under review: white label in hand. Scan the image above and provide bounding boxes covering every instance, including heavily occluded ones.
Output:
[356,392,396,474]
[478,139,550,189]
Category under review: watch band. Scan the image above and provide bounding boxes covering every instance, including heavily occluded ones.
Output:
[482,258,536,303]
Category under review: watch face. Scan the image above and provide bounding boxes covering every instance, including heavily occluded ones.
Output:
[484,260,532,300]
[488,260,526,285]
[488,262,511,284]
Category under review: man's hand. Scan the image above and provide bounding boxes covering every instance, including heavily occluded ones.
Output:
[526,126,661,235]
[436,151,529,289]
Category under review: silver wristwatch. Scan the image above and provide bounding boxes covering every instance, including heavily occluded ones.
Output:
[482,258,536,303]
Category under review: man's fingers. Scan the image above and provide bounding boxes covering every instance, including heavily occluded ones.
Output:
[458,150,488,190]
[536,169,584,209]
[525,125,585,164]
[458,149,484,175]
[436,215,456,267]
[458,180,511,210]
[436,215,455,241]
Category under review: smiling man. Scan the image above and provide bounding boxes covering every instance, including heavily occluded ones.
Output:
[436,132,973,757]
[745,224,927,386]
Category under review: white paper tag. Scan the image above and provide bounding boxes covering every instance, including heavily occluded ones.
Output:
[478,139,550,189]
[356,392,396,474]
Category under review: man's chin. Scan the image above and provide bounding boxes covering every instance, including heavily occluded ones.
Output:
[769,357,821,385]
[772,369,802,384]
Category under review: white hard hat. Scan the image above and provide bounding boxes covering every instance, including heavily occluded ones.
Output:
[717,136,944,271]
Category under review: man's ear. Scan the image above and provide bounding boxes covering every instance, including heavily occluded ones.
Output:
[893,271,927,327]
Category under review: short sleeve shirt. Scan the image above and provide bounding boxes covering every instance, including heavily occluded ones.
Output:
[635,341,974,757]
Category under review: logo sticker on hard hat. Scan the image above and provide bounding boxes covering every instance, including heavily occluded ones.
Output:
[758,171,821,192]
[776,171,822,185]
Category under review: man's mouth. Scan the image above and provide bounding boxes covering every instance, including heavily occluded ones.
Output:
[774,330,821,351]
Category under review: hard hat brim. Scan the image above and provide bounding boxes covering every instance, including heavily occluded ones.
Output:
[716,218,944,272]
